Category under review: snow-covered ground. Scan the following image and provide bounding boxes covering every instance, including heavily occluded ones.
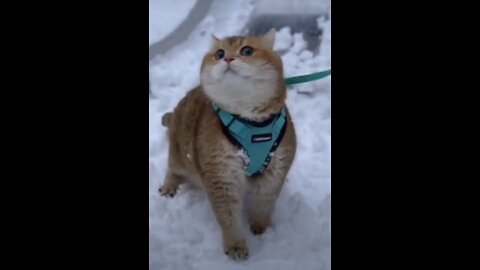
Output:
[149,0,197,45]
[149,1,331,269]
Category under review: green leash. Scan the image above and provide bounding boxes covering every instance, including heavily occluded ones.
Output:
[284,69,331,86]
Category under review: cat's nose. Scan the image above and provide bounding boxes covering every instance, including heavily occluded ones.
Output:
[224,57,234,63]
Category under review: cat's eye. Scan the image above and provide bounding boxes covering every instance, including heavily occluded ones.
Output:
[215,49,225,60]
[240,46,254,56]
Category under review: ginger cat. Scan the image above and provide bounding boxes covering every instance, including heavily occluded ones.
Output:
[159,29,297,260]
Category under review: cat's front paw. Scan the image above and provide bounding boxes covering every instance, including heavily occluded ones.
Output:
[158,185,177,198]
[225,245,249,260]
[250,220,269,235]
[224,238,249,260]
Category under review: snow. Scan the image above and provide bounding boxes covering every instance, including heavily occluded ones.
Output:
[149,0,197,45]
[149,0,331,269]
[253,0,331,15]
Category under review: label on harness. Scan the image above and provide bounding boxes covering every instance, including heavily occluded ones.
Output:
[251,133,273,143]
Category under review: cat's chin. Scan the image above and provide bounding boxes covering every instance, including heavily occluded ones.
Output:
[224,70,245,79]
[221,70,249,82]
[224,69,237,75]
[223,67,252,79]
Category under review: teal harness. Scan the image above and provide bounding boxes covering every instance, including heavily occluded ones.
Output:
[214,105,287,176]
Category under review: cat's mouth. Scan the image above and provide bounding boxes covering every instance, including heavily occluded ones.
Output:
[225,66,238,75]
[218,63,251,79]
[225,65,234,71]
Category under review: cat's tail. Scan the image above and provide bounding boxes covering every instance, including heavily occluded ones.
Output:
[161,112,172,127]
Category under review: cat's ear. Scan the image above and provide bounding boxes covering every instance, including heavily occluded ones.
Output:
[261,28,276,49]
[211,34,220,47]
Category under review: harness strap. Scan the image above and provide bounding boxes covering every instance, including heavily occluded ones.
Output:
[214,105,288,176]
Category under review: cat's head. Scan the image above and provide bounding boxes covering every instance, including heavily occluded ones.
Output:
[200,29,285,121]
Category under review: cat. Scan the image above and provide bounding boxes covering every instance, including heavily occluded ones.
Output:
[159,29,297,260]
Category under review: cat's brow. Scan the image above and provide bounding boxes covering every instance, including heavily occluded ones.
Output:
[225,37,244,47]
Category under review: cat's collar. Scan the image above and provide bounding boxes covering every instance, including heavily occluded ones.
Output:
[213,104,282,127]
